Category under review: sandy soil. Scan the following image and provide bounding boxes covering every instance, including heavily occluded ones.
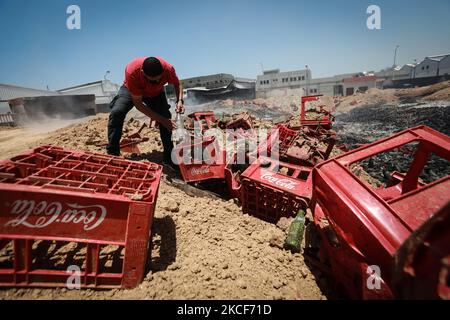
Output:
[0,118,95,160]
[0,114,327,300]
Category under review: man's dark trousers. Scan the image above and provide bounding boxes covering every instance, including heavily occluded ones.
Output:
[107,85,173,161]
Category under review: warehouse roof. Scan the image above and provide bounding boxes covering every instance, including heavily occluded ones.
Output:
[426,53,450,62]
[0,84,59,102]
[57,80,104,92]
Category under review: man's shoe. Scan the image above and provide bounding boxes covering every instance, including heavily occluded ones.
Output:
[107,151,121,157]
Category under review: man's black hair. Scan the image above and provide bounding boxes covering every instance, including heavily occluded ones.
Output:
[142,57,163,77]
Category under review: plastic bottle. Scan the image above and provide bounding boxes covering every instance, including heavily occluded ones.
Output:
[284,209,306,253]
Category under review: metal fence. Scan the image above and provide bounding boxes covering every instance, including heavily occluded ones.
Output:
[0,113,15,126]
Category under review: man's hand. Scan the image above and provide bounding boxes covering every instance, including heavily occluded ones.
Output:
[159,117,177,131]
[176,100,185,114]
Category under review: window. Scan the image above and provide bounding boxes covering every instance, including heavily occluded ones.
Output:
[260,81,263,85]
[301,76,305,81]
[426,65,429,70]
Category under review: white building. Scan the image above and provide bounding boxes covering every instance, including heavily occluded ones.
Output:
[415,53,450,78]
[256,68,362,97]
[256,69,311,97]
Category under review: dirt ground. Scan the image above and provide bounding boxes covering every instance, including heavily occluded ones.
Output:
[335,80,450,114]
[0,114,328,300]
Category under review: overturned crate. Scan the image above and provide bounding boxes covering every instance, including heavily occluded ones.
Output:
[241,156,312,223]
[0,146,162,289]
[310,125,450,299]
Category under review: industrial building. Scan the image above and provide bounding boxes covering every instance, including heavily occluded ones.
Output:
[256,53,450,98]
[256,68,365,98]
[0,84,58,113]
[181,73,235,89]
[415,53,450,78]
[57,79,120,113]
[256,69,310,97]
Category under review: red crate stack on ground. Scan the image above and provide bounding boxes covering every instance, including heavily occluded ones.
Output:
[0,145,162,289]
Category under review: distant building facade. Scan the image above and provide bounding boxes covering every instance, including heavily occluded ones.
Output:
[256,53,450,97]
[181,73,235,89]
[256,69,311,97]
[256,68,357,98]
[414,54,450,78]
[0,84,58,113]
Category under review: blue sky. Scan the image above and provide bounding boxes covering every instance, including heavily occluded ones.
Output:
[1,0,450,90]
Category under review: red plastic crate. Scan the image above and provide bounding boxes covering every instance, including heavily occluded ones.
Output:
[224,152,245,200]
[0,145,162,289]
[174,136,226,183]
[299,95,332,130]
[256,124,299,159]
[311,125,450,299]
[240,156,312,223]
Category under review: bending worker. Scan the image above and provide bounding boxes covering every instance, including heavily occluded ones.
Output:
[106,56,184,170]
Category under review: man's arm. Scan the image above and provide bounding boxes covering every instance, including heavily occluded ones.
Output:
[168,66,184,114]
[175,81,185,113]
[132,95,175,131]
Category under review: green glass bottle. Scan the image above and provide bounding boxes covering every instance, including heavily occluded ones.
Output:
[284,209,306,253]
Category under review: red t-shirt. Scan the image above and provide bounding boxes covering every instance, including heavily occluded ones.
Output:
[123,57,180,97]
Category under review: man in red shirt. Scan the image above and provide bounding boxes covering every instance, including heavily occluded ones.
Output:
[107,57,184,169]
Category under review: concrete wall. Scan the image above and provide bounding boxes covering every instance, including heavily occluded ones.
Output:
[256,87,305,98]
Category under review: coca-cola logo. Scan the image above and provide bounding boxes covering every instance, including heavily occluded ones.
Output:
[191,166,210,176]
[260,172,298,190]
[4,200,107,231]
